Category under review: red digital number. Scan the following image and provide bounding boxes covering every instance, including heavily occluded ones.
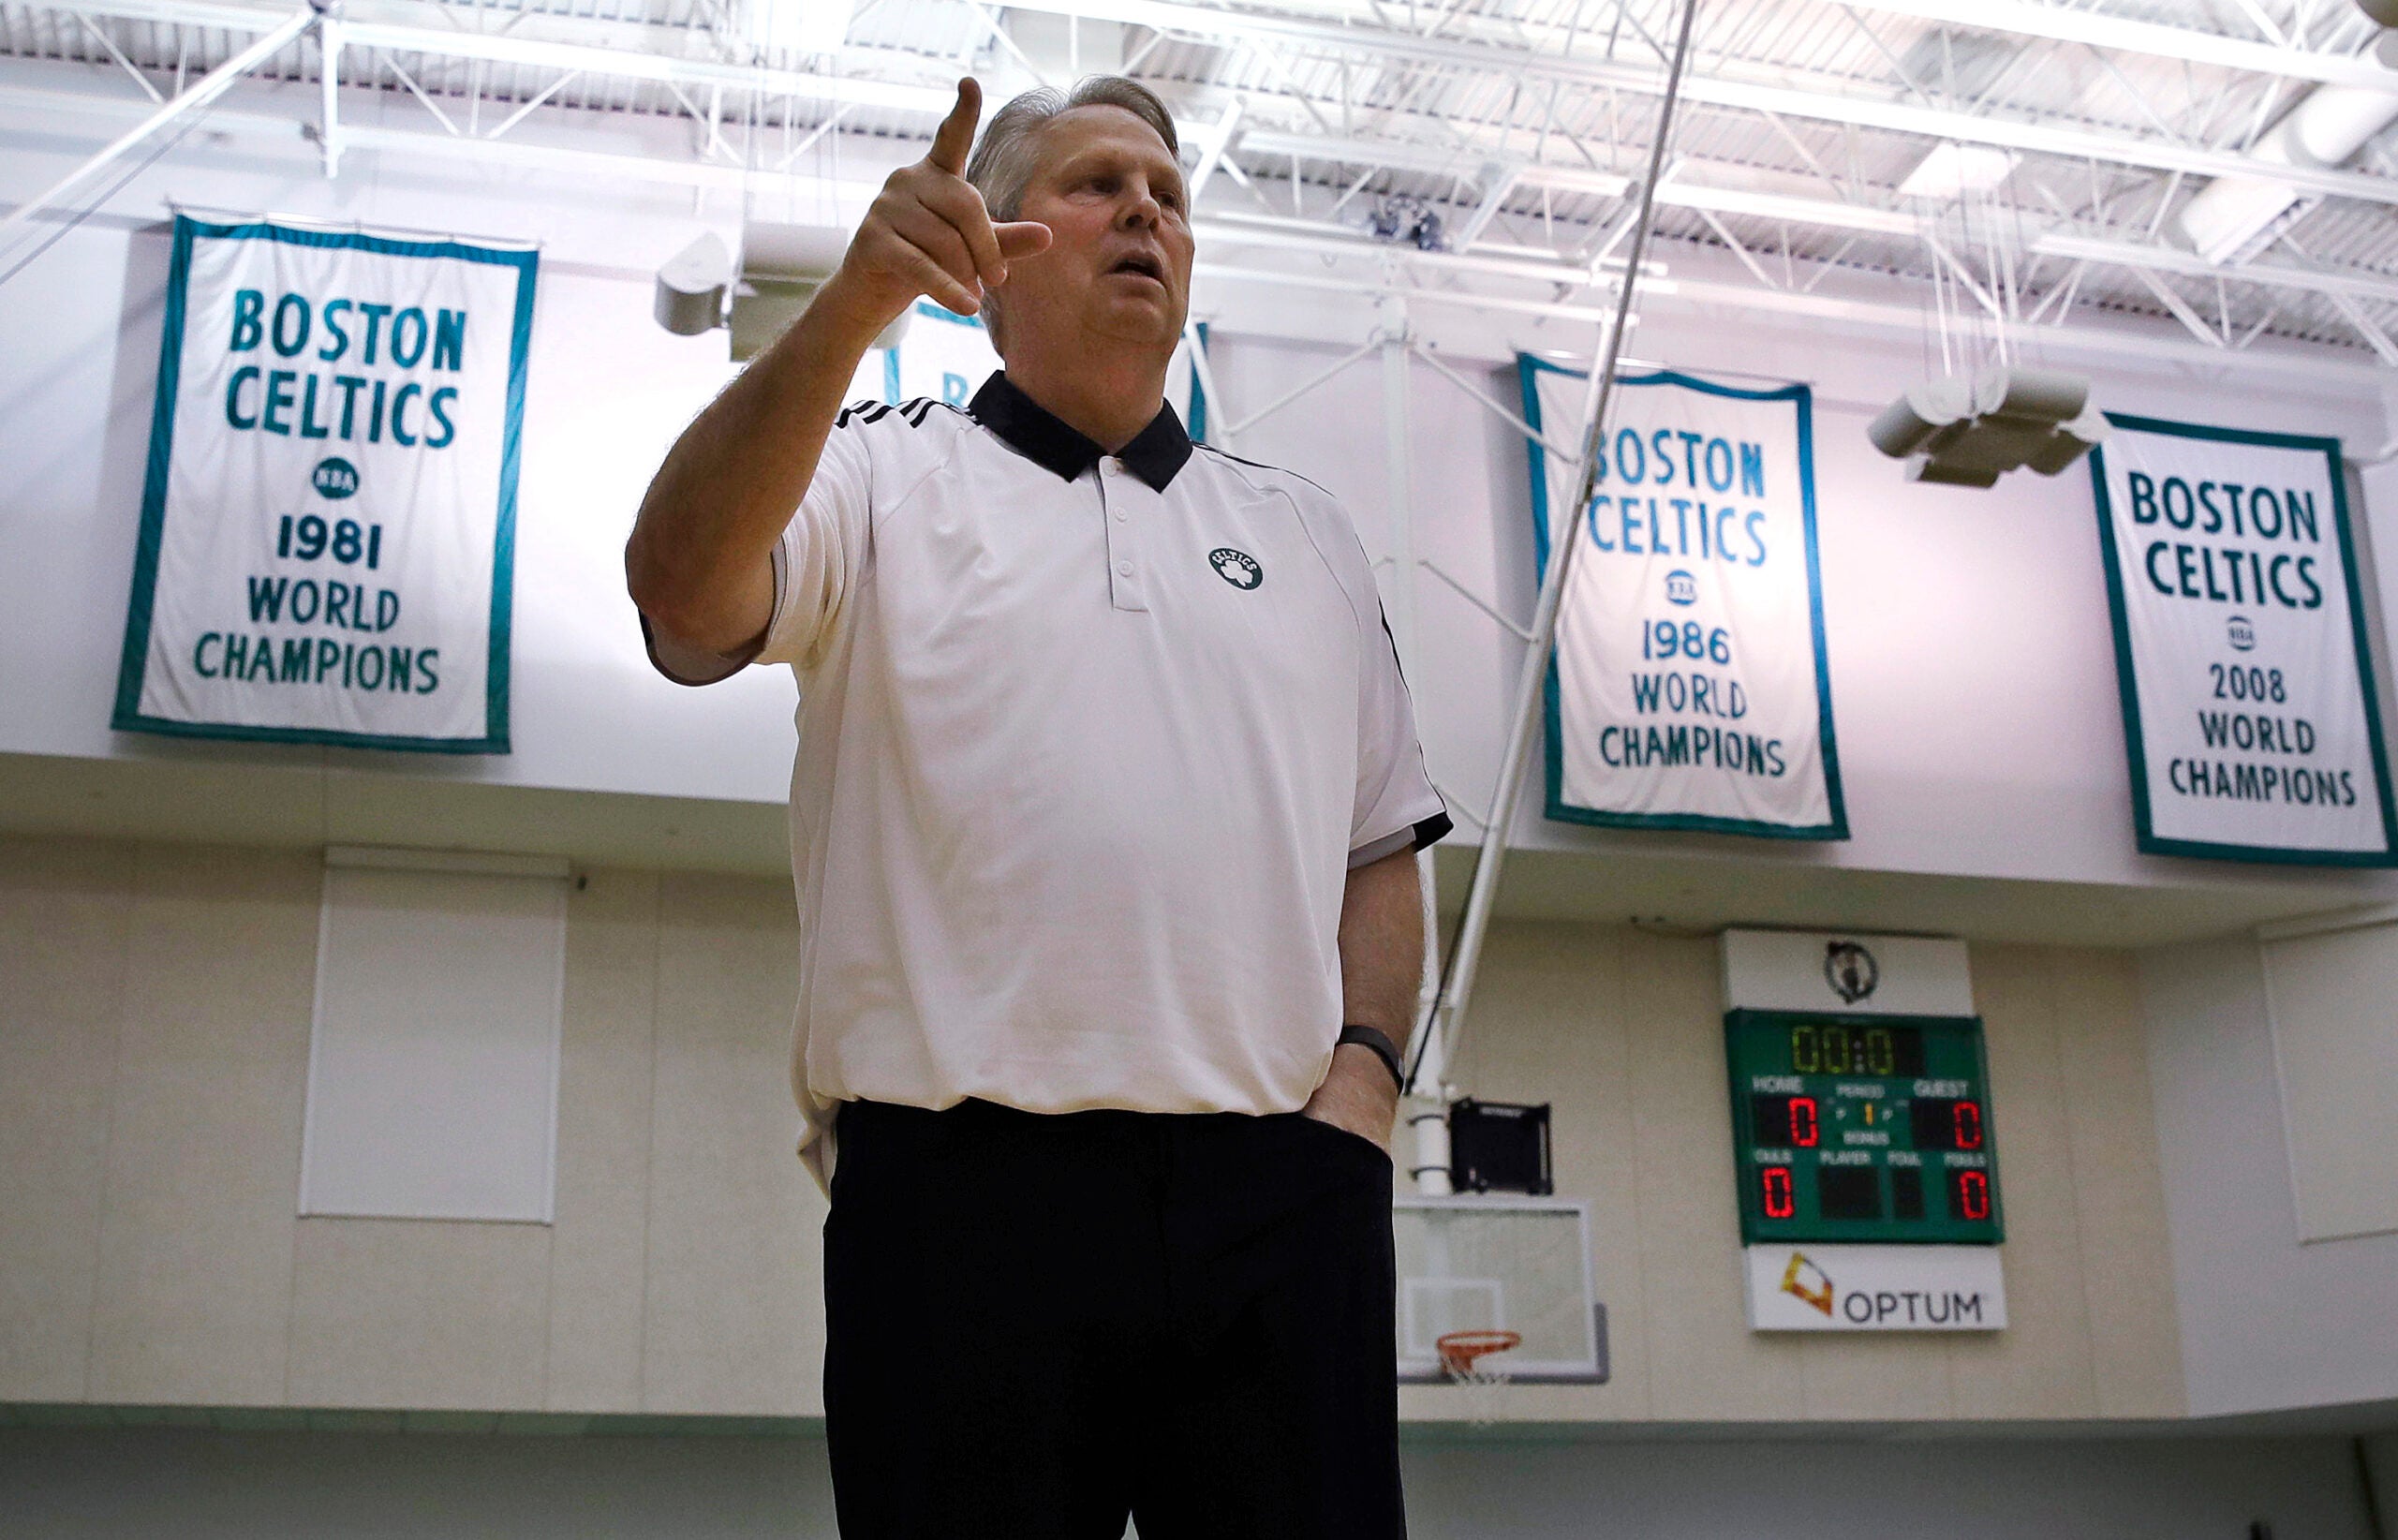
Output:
[1762,1165,1796,1220]
[1953,1169,1991,1222]
[1789,1096,1820,1148]
[1953,1100,1984,1151]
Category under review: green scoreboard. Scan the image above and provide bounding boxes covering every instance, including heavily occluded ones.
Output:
[1724,1009,2003,1245]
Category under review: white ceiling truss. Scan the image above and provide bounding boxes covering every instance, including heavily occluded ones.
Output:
[4,0,2397,381]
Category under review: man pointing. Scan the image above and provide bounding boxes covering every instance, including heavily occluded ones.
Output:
[627,75,1447,1539]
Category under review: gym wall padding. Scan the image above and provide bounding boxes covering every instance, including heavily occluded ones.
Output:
[0,836,2180,1425]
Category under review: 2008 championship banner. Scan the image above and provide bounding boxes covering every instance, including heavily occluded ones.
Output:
[2090,415,2396,865]
[113,216,536,752]
[1519,360,1847,839]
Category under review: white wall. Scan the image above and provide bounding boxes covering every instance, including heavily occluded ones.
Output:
[1197,318,2398,943]
[8,56,2398,1445]
[0,839,822,1417]
[0,835,2184,1427]
[1400,1432,2378,1540]
[0,1426,2377,1540]
[2140,932,2398,1414]
[0,96,808,806]
[6,80,2398,921]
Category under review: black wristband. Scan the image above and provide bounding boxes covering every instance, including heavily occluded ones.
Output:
[1336,1024,1407,1093]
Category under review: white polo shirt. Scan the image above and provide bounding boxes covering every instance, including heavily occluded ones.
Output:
[646,372,1448,1177]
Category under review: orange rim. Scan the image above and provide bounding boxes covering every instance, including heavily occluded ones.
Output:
[1435,1328,1522,1373]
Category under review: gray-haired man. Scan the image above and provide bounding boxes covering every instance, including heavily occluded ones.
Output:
[627,75,1445,1538]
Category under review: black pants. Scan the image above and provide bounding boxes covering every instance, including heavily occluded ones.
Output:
[823,1098,1405,1540]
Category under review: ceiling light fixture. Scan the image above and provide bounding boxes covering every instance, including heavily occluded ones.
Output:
[745,0,852,57]
[653,224,909,360]
[1896,142,2019,201]
[1868,366,2107,489]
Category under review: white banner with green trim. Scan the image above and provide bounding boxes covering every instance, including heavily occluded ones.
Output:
[843,299,1206,438]
[2089,414,2396,865]
[113,215,536,753]
[1519,359,1846,839]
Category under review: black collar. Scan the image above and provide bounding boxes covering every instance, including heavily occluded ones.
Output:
[970,371,1193,492]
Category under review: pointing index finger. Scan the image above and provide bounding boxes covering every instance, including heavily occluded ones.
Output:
[927,77,981,177]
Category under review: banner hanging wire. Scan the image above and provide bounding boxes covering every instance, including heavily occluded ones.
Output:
[1407,0,1707,1094]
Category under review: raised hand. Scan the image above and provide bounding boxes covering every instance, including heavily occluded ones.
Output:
[837,77,1054,322]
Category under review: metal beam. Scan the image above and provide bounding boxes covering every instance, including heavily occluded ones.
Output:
[2,77,2384,387]
[1235,135,2398,314]
[1239,127,1630,200]
[1193,210,1660,291]
[1451,170,1518,249]
[333,19,951,116]
[15,26,2394,331]
[1184,94,1244,200]
[990,0,2398,211]
[38,0,2398,215]
[2132,267,2229,348]
[317,12,339,176]
[1133,0,2398,94]
[2033,230,2398,309]
[0,6,312,245]
[1236,125,1631,256]
[2323,289,2398,367]
[1838,0,2398,92]
[1657,178,1919,236]
[1193,262,1635,331]
[39,0,955,116]
[1653,262,2381,385]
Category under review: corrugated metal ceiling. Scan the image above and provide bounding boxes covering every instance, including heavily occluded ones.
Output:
[3,0,2393,362]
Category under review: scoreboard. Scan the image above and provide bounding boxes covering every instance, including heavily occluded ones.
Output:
[1725,1008,2004,1245]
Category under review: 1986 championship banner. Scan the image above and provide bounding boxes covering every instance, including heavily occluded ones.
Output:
[112,216,536,752]
[2090,415,2396,865]
[1519,360,1847,839]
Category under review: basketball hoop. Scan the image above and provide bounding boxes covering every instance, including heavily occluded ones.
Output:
[1435,1328,1521,1426]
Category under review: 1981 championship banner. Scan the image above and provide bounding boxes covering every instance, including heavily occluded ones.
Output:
[112,216,537,752]
[2090,415,2396,865]
[1519,360,1847,839]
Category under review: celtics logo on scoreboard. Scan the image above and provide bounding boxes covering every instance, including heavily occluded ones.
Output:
[1824,940,1879,1004]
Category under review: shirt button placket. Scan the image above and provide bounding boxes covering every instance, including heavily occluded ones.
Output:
[1100,459,1147,613]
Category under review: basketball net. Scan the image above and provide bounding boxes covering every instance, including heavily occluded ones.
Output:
[1435,1329,1520,1427]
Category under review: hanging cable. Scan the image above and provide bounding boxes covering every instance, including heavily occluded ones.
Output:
[0,96,219,288]
[1405,0,1706,1096]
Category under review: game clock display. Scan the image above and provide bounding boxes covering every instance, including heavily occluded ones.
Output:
[1725,1009,2004,1245]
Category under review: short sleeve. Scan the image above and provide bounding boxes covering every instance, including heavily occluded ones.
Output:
[1351,591,1452,861]
[637,408,874,685]
[757,409,875,672]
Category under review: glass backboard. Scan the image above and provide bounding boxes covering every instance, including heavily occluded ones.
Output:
[1392,1195,1605,1383]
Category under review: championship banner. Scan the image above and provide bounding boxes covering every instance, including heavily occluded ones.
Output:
[113,216,536,753]
[2089,415,2397,865]
[843,301,1205,437]
[870,300,1004,408]
[1519,359,1847,839]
